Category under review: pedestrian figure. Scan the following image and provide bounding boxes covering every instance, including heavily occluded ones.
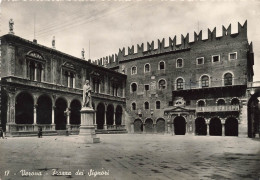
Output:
[38,127,42,138]
[0,128,4,139]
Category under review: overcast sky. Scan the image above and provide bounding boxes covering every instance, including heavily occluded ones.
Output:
[1,1,260,80]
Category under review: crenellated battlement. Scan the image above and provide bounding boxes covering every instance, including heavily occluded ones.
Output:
[92,21,247,67]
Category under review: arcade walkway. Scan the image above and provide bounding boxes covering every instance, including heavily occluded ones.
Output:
[0,134,259,179]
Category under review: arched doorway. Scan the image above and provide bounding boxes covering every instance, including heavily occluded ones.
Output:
[156,118,165,133]
[70,100,81,125]
[195,117,207,135]
[1,90,8,131]
[174,116,186,135]
[115,105,122,125]
[37,95,52,124]
[248,94,260,138]
[209,117,222,136]
[96,103,105,129]
[225,117,238,136]
[106,104,114,126]
[145,118,153,133]
[134,119,143,133]
[15,92,34,124]
[55,98,67,130]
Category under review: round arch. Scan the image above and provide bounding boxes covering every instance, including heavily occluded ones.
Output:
[156,118,165,133]
[106,104,114,125]
[209,117,222,136]
[134,119,143,133]
[145,118,153,133]
[55,97,67,130]
[199,74,211,88]
[225,117,238,136]
[115,105,122,125]
[15,92,34,124]
[37,94,52,124]
[195,117,207,135]
[174,116,186,135]
[96,103,105,129]
[70,99,81,125]
[1,89,8,131]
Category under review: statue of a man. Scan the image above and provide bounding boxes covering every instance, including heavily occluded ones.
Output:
[9,19,14,34]
[83,80,92,108]
[82,48,85,59]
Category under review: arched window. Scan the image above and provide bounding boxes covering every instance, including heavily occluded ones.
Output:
[131,66,137,75]
[231,98,239,105]
[156,101,160,109]
[224,73,233,86]
[144,102,149,110]
[159,61,165,70]
[131,83,137,93]
[176,58,183,68]
[144,64,150,73]
[198,100,205,107]
[158,79,166,90]
[201,75,209,88]
[217,99,226,106]
[132,102,136,110]
[176,78,184,90]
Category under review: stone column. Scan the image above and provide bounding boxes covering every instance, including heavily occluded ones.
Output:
[34,63,37,81]
[41,66,44,82]
[221,119,225,136]
[122,82,125,98]
[67,72,70,87]
[153,123,157,134]
[131,123,134,134]
[65,108,70,125]
[104,110,107,130]
[113,112,116,126]
[73,76,75,88]
[143,123,146,134]
[206,119,210,136]
[52,106,55,130]
[33,104,37,125]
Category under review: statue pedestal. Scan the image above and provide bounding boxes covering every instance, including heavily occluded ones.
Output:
[79,107,100,143]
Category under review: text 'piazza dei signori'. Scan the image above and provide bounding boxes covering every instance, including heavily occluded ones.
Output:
[1,20,260,138]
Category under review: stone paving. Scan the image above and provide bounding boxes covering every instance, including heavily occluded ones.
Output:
[0,134,259,180]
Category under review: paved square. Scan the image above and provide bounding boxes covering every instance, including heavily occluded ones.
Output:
[0,134,259,180]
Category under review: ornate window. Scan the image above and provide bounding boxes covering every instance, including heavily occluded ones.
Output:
[144,102,149,110]
[158,79,166,90]
[217,99,226,106]
[62,62,76,88]
[26,51,45,82]
[176,78,184,90]
[201,75,209,88]
[231,98,239,105]
[197,100,205,107]
[131,83,137,93]
[224,73,233,86]
[158,61,165,70]
[131,66,137,75]
[132,102,136,110]
[156,101,160,109]
[144,64,150,73]
[176,58,183,68]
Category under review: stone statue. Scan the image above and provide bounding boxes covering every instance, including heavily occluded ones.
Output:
[83,80,92,108]
[52,36,55,49]
[9,19,14,34]
[82,48,85,59]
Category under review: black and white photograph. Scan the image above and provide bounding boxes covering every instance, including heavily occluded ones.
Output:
[0,0,260,179]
